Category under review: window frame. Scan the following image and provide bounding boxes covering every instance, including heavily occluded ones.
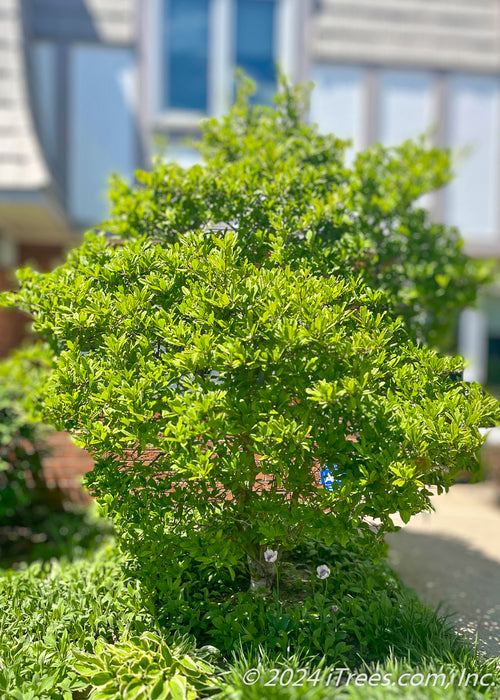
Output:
[145,0,300,132]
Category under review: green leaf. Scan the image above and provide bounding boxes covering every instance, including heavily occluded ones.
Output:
[90,672,114,687]
[168,674,188,700]
[151,676,170,700]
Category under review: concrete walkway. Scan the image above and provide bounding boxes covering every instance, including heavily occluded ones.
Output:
[386,482,500,659]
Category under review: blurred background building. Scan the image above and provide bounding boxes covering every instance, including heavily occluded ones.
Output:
[2,0,500,390]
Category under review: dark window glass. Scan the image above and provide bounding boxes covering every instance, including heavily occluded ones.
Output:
[236,0,276,104]
[488,337,500,385]
[163,0,209,111]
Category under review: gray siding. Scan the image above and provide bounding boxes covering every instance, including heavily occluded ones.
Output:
[30,0,136,45]
[0,0,49,190]
[311,0,500,72]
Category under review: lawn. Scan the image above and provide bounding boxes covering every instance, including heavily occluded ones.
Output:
[1,512,498,699]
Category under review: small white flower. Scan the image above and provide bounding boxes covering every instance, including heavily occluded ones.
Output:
[263,548,278,563]
[331,604,339,614]
[316,564,331,580]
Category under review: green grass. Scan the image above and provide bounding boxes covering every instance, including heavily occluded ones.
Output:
[215,651,500,699]
[0,525,498,699]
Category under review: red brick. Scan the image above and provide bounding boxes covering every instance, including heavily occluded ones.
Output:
[41,431,95,504]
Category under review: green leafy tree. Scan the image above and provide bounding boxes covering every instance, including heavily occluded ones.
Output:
[3,230,498,592]
[105,78,492,349]
[2,80,498,593]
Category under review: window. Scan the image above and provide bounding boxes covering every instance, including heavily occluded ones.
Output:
[69,46,135,226]
[163,0,210,111]
[445,75,500,241]
[379,70,435,146]
[166,140,202,168]
[236,0,276,105]
[309,65,365,153]
[481,299,500,387]
[31,42,58,166]
[157,0,295,119]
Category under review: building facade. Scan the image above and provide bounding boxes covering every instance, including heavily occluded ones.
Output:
[308,0,500,390]
[2,0,500,386]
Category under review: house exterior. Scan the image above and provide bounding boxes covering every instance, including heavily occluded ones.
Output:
[2,0,500,387]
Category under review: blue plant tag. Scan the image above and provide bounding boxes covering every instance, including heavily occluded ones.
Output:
[320,464,344,490]
[320,467,334,491]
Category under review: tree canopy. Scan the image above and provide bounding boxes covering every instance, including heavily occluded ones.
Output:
[2,80,498,592]
[104,78,492,348]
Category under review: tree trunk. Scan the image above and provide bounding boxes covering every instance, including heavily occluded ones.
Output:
[247,548,276,593]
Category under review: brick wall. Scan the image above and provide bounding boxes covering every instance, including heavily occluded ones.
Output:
[0,268,29,358]
[42,432,95,505]
[0,243,64,358]
[19,243,65,271]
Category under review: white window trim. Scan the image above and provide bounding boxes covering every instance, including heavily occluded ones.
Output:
[459,307,488,385]
[145,0,300,131]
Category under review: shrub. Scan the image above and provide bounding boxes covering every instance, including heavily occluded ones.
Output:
[0,343,53,524]
[157,533,391,661]
[4,230,499,593]
[1,504,114,568]
[105,78,492,349]
[155,533,479,667]
[0,343,103,566]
